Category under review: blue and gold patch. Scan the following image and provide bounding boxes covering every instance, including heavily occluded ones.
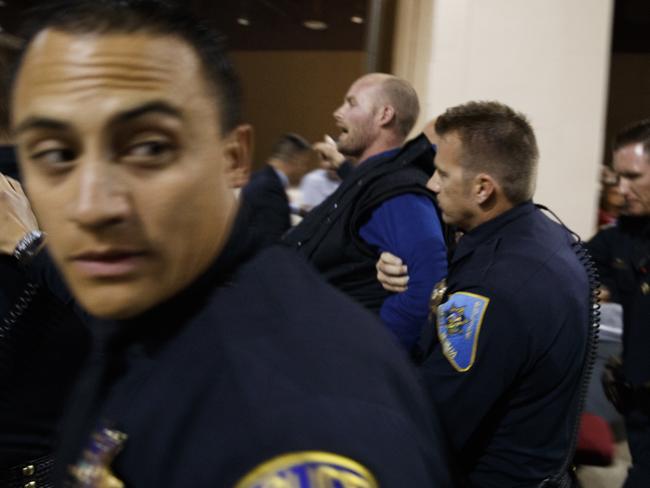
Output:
[436,292,489,372]
[234,451,378,488]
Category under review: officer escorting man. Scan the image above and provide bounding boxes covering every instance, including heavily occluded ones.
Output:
[8,1,450,486]
[377,101,597,487]
[588,118,650,487]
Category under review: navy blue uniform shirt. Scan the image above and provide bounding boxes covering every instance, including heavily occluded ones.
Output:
[420,202,590,487]
[57,210,451,487]
[587,217,650,487]
[587,216,650,385]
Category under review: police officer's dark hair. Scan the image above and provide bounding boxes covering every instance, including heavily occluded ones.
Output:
[270,133,311,162]
[613,118,650,158]
[435,101,538,205]
[6,0,242,134]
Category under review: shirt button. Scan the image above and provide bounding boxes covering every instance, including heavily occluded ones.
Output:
[641,282,650,295]
[24,482,36,488]
[22,465,35,476]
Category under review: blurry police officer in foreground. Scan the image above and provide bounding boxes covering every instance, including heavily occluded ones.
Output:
[588,119,650,487]
[1,98,89,488]
[8,1,450,486]
[377,101,597,487]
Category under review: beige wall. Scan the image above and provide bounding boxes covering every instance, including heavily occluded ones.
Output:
[231,50,366,170]
[393,0,614,239]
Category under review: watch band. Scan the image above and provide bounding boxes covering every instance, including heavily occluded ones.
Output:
[12,230,45,265]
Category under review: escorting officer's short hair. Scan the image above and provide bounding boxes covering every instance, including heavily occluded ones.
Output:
[435,101,539,204]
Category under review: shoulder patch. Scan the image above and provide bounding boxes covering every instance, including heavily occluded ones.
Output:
[234,451,378,488]
[436,292,490,372]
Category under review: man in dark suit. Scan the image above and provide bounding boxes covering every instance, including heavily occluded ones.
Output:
[241,133,312,248]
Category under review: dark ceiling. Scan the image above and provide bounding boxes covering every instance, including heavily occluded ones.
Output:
[612,0,650,53]
[1,0,649,53]
[0,0,369,51]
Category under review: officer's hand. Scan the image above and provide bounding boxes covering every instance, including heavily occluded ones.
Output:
[313,139,345,171]
[598,285,611,303]
[376,252,409,292]
[0,174,39,255]
[602,355,629,414]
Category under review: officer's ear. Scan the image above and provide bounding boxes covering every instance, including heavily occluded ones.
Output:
[473,173,497,205]
[222,124,254,189]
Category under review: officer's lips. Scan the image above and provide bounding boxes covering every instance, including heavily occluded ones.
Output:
[69,248,150,278]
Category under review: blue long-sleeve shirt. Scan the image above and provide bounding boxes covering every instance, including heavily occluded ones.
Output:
[359,193,447,350]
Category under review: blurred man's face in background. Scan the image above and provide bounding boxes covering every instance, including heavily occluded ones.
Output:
[285,150,315,187]
[12,29,246,319]
[613,143,650,216]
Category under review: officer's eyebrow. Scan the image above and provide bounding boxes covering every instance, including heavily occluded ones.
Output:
[13,100,184,137]
[13,118,69,136]
[109,100,184,127]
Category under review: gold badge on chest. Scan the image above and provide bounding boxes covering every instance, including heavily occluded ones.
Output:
[429,278,448,320]
[68,427,128,488]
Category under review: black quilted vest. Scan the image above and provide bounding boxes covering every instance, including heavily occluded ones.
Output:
[283,134,439,313]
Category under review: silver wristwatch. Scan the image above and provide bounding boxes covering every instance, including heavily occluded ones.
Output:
[12,230,45,265]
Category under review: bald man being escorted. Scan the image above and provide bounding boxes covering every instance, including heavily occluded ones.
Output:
[283,74,447,356]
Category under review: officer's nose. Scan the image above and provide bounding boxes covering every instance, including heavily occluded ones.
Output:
[68,160,131,229]
[427,170,441,193]
[617,176,631,198]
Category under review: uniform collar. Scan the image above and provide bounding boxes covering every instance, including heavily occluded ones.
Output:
[451,201,536,264]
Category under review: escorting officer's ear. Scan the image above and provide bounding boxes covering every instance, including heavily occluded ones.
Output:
[223,124,254,189]
[474,173,497,205]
